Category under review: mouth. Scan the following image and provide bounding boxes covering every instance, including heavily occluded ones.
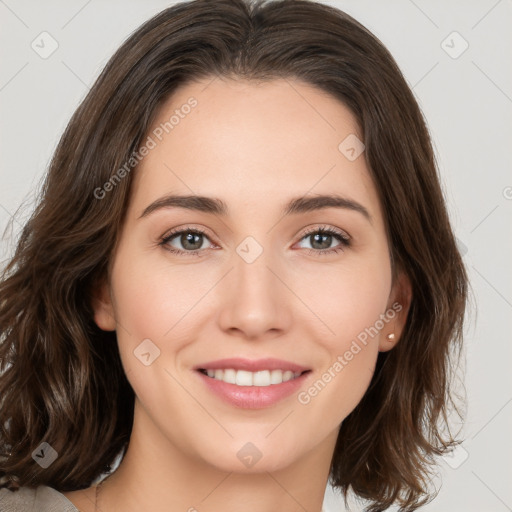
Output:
[197,368,311,387]
[195,367,312,409]
[193,357,312,408]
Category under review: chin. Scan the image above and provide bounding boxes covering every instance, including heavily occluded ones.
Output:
[195,439,298,474]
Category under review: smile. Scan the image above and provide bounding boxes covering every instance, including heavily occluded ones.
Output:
[198,368,307,386]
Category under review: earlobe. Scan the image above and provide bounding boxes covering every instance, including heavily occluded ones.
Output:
[379,271,412,352]
[380,331,399,352]
[90,278,117,332]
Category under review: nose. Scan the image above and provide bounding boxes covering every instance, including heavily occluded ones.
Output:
[217,247,292,340]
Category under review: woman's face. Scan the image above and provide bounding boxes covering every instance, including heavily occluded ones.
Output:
[93,77,410,474]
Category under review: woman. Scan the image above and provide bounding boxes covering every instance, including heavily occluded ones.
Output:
[0,0,468,510]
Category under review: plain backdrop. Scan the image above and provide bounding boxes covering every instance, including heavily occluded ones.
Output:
[0,1,511,511]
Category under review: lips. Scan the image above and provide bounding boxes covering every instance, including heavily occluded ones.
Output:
[193,357,312,408]
[195,367,312,409]
[193,357,310,373]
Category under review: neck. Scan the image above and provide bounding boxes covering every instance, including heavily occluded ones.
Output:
[97,399,336,512]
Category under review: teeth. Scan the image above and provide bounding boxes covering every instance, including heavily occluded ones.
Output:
[223,369,236,384]
[203,369,302,386]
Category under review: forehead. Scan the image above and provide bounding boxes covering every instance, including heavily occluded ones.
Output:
[130,77,383,226]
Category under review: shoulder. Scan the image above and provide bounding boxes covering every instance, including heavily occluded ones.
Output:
[0,485,79,512]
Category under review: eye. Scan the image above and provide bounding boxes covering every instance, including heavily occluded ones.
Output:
[295,225,350,256]
[159,224,351,257]
[159,227,215,256]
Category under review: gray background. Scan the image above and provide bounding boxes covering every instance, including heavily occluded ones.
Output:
[1,1,511,510]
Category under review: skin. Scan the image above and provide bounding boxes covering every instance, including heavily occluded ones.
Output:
[63,77,411,512]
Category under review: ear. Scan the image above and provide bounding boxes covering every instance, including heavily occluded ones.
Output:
[379,270,412,352]
[90,276,117,332]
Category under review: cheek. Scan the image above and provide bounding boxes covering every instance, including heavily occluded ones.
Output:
[290,254,390,420]
[110,248,219,342]
[297,344,377,435]
[290,248,392,342]
[109,250,217,413]
[294,293,384,430]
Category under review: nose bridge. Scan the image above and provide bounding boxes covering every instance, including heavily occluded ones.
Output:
[217,235,290,338]
[233,236,280,309]
[235,240,274,294]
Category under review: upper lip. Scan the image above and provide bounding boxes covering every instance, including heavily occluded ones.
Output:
[194,358,310,373]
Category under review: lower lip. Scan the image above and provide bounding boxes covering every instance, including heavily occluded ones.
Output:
[196,370,311,409]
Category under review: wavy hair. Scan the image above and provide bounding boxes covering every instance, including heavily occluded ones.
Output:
[0,0,468,510]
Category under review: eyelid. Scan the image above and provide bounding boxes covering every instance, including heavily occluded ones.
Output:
[295,224,351,243]
[161,224,215,241]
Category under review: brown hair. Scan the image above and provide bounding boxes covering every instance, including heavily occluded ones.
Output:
[0,0,468,510]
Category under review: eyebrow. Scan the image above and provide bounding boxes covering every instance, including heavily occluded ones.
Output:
[139,193,372,223]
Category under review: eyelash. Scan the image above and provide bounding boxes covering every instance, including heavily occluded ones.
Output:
[159,224,351,257]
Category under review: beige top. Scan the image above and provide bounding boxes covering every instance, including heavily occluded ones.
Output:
[0,485,79,512]
[0,483,332,511]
